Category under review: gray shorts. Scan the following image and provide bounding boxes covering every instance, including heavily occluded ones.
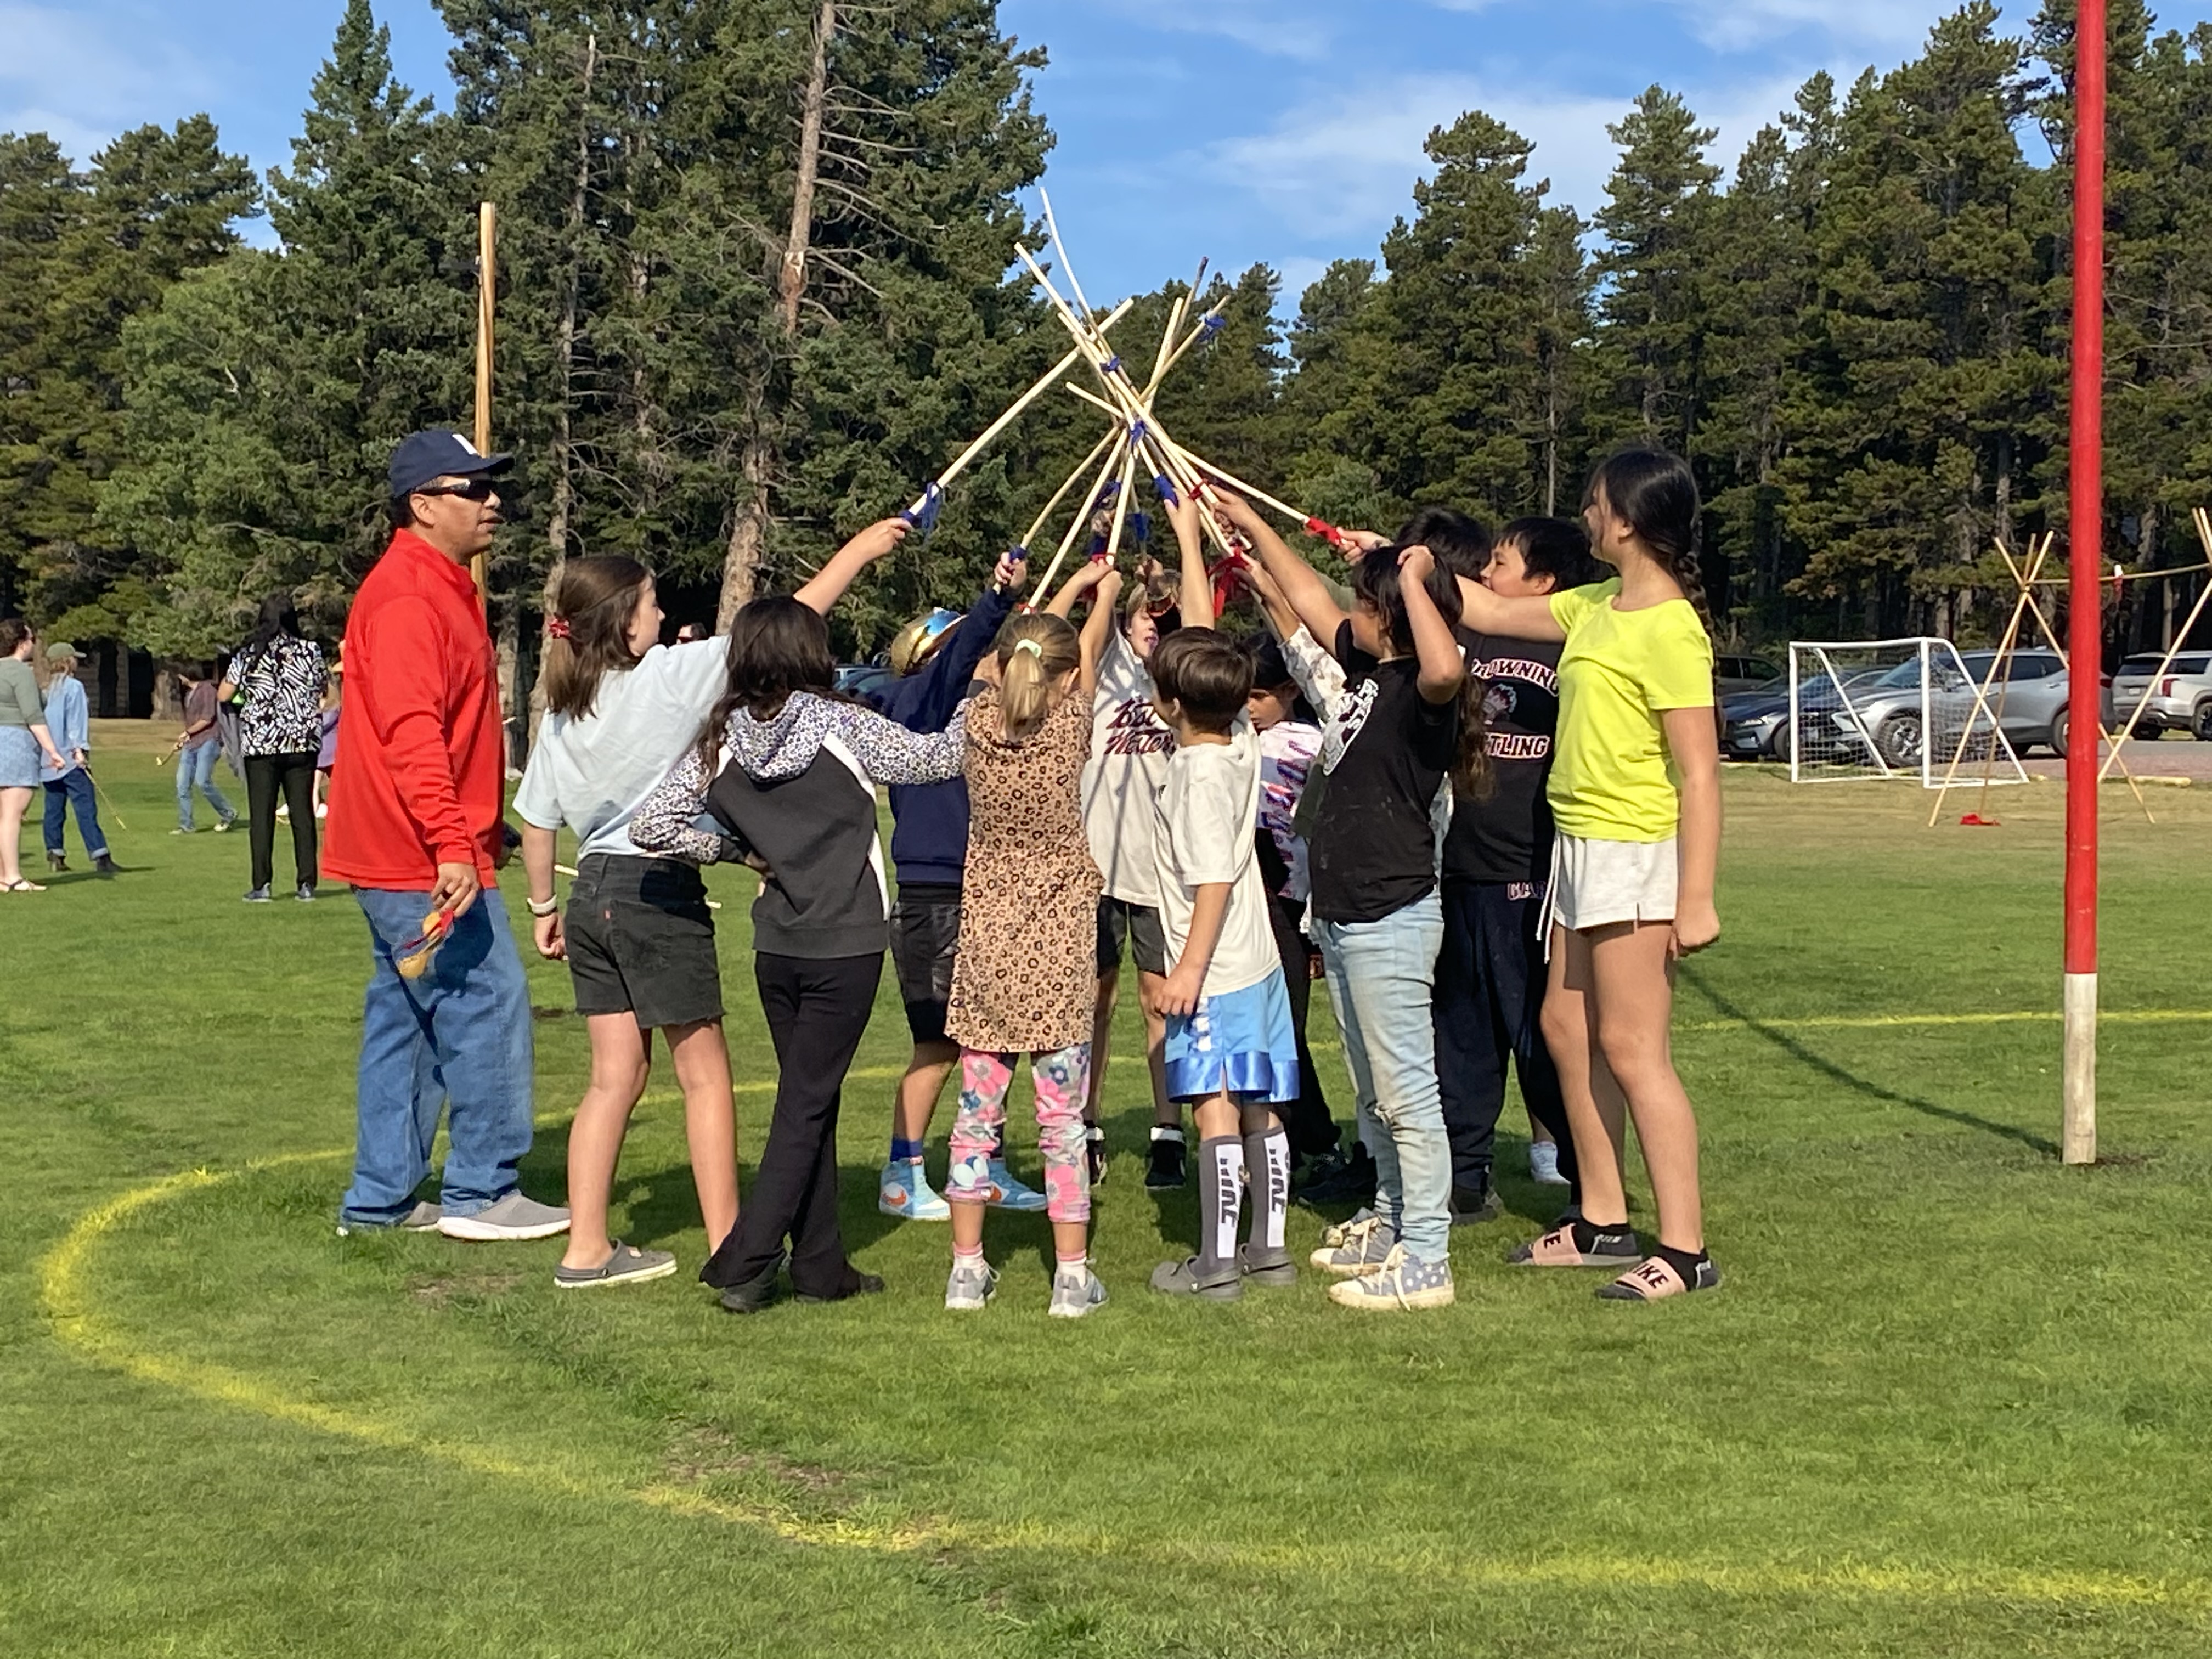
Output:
[890,883,962,1045]
[1096,895,1167,978]
[564,854,724,1030]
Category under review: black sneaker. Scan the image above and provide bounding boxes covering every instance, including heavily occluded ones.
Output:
[1085,1125,1109,1187]
[1145,1132,1187,1189]
[93,855,119,877]
[1449,1181,1503,1227]
[1298,1144,1376,1206]
[795,1270,886,1305]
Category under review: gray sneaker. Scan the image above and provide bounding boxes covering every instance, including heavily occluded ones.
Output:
[1310,1213,1398,1276]
[945,1255,998,1312]
[437,1191,572,1242]
[335,1199,442,1238]
[242,885,272,904]
[1047,1263,1109,1319]
[1327,1243,1455,1311]
[554,1242,677,1289]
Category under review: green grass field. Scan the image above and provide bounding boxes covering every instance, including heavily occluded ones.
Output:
[5,725,2210,1658]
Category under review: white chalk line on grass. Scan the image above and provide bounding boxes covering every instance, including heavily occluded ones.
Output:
[31,1146,2212,1612]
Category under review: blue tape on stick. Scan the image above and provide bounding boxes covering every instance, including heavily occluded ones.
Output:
[900,481,945,535]
[1131,511,1152,545]
[1101,356,1122,375]
[1154,474,1180,506]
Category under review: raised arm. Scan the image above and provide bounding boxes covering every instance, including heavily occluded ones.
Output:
[1209,488,1346,643]
[1047,556,1114,619]
[832,701,972,785]
[794,518,909,617]
[630,746,740,865]
[1454,572,1566,643]
[1397,546,1466,706]
[1165,492,1213,634]
[1078,568,1126,698]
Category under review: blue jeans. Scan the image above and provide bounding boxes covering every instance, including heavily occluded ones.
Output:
[42,770,105,859]
[340,886,535,1227]
[1314,890,1452,1261]
[175,743,234,831]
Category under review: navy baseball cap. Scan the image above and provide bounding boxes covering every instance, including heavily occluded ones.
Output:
[388,430,512,499]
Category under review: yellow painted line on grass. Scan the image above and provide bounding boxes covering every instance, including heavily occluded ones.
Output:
[1681,1008,2212,1034]
[33,1136,2212,1613]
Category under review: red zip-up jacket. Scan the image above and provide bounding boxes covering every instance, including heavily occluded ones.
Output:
[324,529,505,890]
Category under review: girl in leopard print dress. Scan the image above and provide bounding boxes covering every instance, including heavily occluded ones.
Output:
[942,565,1124,1319]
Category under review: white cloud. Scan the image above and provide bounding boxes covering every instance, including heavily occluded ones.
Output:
[1084,0,1336,61]
[0,4,215,161]
[1661,0,1940,53]
[1205,68,1812,245]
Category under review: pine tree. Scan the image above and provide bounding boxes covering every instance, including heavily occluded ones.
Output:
[1593,85,1722,456]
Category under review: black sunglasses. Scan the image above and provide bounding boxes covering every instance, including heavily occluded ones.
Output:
[415,477,503,503]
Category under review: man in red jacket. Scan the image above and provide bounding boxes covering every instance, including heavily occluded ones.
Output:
[329,431,567,1242]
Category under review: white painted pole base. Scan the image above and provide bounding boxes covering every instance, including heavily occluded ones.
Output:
[2062,970,2098,1165]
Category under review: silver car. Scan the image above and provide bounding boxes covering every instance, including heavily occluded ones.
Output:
[1834,650,2113,765]
[2110,651,2212,740]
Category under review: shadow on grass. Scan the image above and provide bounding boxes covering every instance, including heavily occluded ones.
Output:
[1678,968,2058,1157]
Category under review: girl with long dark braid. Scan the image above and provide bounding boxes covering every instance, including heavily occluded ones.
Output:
[1455,447,1723,1301]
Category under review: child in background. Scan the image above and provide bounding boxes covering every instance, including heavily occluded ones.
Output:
[1216,489,1481,1313]
[1456,449,1723,1301]
[1243,634,1341,1180]
[943,567,1123,1319]
[313,655,342,821]
[1081,550,1188,1188]
[1144,615,1303,1302]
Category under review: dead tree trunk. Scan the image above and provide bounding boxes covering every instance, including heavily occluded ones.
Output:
[718,1,835,624]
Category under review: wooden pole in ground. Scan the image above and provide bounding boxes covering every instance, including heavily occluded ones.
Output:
[1928,533,2046,826]
[472,201,496,609]
[2098,504,2212,776]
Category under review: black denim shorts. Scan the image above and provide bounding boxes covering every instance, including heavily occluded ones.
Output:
[564,854,723,1030]
[889,883,962,1044]
[1096,894,1167,978]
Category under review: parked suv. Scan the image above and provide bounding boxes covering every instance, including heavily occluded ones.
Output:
[1721,668,1887,761]
[2109,651,2212,740]
[1716,652,1782,697]
[1835,650,2113,765]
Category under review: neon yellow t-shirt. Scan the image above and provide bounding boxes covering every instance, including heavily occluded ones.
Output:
[1545,578,1714,842]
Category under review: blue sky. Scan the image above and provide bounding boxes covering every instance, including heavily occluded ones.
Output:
[9,0,2212,313]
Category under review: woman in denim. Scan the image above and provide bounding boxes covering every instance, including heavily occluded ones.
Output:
[1214,490,1483,1312]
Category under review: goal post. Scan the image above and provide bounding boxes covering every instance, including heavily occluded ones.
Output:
[1786,637,2030,789]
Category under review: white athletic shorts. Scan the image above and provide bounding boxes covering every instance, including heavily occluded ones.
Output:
[1542,832,1678,943]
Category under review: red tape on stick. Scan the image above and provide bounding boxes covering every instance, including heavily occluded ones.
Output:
[1304,516,1351,550]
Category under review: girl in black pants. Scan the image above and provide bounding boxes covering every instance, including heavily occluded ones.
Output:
[632,596,970,1312]
[219,593,328,902]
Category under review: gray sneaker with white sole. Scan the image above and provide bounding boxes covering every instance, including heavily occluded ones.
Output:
[1047,1264,1109,1319]
[335,1199,442,1238]
[437,1191,572,1242]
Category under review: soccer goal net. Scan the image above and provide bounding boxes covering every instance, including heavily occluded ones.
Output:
[1786,637,2030,788]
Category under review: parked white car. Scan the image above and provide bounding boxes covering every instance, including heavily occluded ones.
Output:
[2110,651,2212,740]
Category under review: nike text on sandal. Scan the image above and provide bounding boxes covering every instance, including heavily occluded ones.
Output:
[1327,1243,1455,1311]
[554,1242,678,1289]
[1598,1249,1720,1301]
[436,1192,572,1241]
[1506,1219,1640,1268]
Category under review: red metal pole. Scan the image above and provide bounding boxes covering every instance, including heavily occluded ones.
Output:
[2063,0,2105,1165]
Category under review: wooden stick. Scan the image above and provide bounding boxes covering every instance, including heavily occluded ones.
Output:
[902,296,1133,520]
[471,201,497,607]
[2100,506,2212,778]
[1993,537,2155,821]
[1039,188,1094,322]
[1018,425,1120,554]
[1028,427,1131,602]
[2030,560,2211,585]
[1929,534,2045,825]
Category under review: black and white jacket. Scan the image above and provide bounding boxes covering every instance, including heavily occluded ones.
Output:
[630,692,968,959]
[227,636,328,757]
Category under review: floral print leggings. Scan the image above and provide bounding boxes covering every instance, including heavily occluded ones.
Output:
[946,1043,1092,1223]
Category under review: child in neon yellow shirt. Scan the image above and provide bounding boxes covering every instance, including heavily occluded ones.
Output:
[1457,448,1722,1301]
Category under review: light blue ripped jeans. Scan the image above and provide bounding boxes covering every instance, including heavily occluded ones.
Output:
[1313,890,1451,1262]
